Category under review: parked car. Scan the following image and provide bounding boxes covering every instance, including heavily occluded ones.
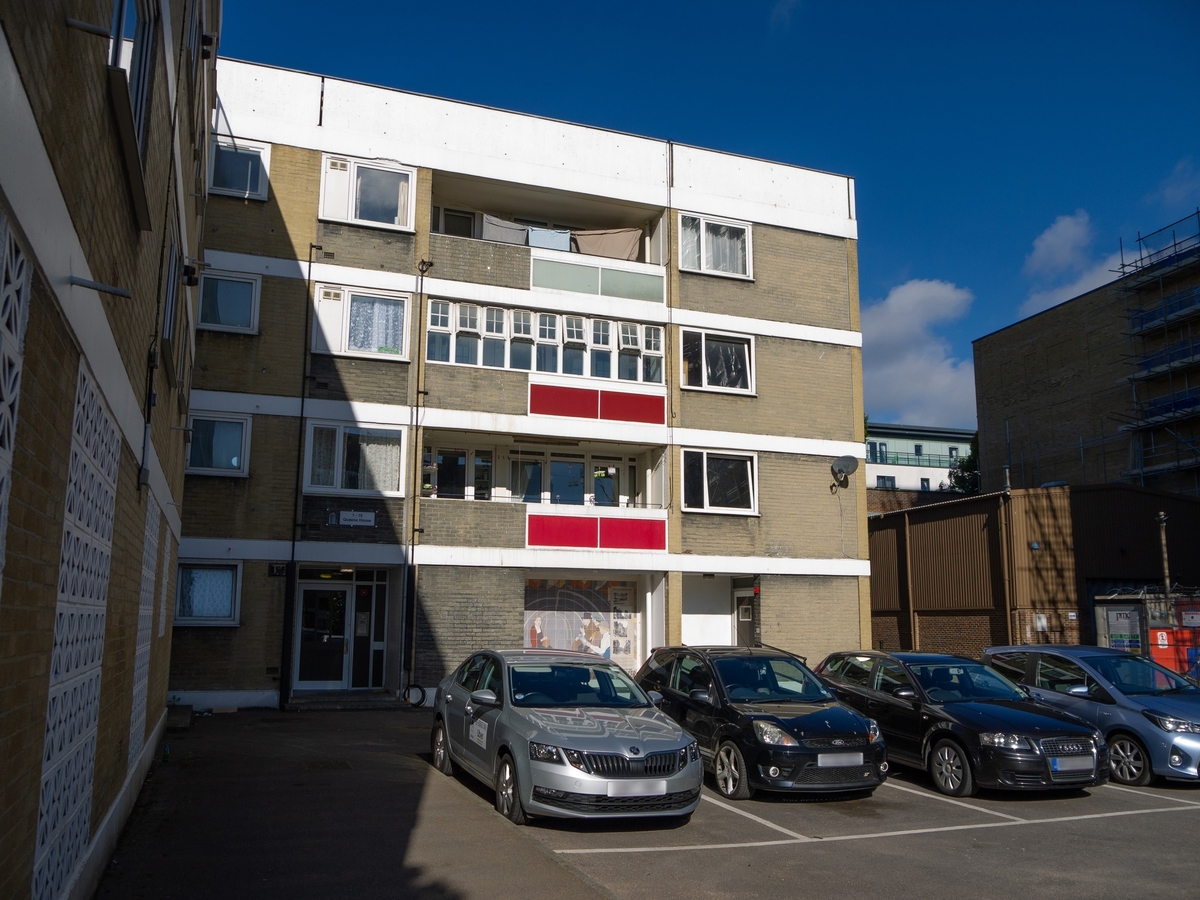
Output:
[982,644,1200,786]
[431,649,702,823]
[633,646,887,800]
[814,651,1108,797]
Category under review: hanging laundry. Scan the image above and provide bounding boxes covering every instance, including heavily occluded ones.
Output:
[482,214,529,245]
[571,227,643,261]
[527,226,572,251]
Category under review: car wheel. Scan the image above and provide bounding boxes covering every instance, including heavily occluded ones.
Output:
[714,741,755,800]
[1109,734,1153,786]
[929,738,976,797]
[495,753,528,825]
[431,719,456,776]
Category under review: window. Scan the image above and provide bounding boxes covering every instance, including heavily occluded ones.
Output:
[679,213,751,277]
[306,422,404,494]
[987,652,1029,684]
[920,478,930,491]
[834,655,874,686]
[209,138,270,200]
[187,415,250,476]
[160,224,180,345]
[110,0,157,151]
[199,271,260,333]
[431,206,476,237]
[673,656,713,694]
[1035,655,1090,694]
[949,447,959,459]
[313,285,409,359]
[682,449,755,513]
[422,447,493,500]
[914,444,924,456]
[872,660,912,693]
[867,442,878,463]
[682,330,753,391]
[321,155,415,231]
[876,476,896,489]
[175,562,241,626]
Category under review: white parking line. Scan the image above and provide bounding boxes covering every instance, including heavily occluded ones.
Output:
[1104,783,1200,806]
[879,780,1026,821]
[700,794,815,841]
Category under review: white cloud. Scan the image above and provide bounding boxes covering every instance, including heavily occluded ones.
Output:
[862,279,977,428]
[1019,251,1121,317]
[1150,158,1200,209]
[1022,210,1093,278]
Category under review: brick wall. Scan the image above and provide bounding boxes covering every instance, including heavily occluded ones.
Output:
[913,611,1008,658]
[309,354,411,404]
[427,232,530,289]
[300,496,407,544]
[422,362,530,415]
[871,614,903,652]
[757,574,862,665]
[418,499,526,548]
[317,221,415,275]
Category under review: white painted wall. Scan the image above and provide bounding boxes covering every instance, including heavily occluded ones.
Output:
[866,462,952,492]
[681,575,734,646]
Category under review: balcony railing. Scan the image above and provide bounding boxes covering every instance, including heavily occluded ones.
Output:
[1129,284,1200,334]
[1137,384,1200,424]
[1135,335,1200,376]
[869,452,955,468]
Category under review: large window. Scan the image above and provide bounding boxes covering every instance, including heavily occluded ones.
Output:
[187,415,251,476]
[426,300,662,384]
[682,330,753,392]
[306,422,404,494]
[321,155,415,231]
[679,213,752,278]
[682,449,756,513]
[110,0,157,151]
[313,285,409,359]
[175,562,240,626]
[199,271,260,333]
[209,138,270,200]
[422,447,493,500]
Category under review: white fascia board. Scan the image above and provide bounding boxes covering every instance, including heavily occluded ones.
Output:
[190,390,303,417]
[675,429,865,459]
[672,307,860,348]
[178,536,869,576]
[0,33,181,539]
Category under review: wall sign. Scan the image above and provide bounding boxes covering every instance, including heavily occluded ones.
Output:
[339,511,375,526]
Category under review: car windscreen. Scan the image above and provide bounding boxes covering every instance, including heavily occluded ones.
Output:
[713,656,833,703]
[909,663,1024,702]
[1087,654,1198,696]
[509,663,652,708]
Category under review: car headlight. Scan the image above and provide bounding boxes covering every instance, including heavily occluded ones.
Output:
[528,741,563,763]
[979,732,1032,750]
[867,718,883,744]
[563,747,586,770]
[753,720,799,746]
[1144,712,1200,734]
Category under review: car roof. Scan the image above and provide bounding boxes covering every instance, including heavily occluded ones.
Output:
[652,645,803,659]
[823,650,979,665]
[984,644,1129,658]
[493,648,614,664]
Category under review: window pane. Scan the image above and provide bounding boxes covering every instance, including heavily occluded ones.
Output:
[444,209,473,237]
[536,344,558,373]
[681,216,701,270]
[705,222,747,275]
[213,146,261,195]
[512,310,532,336]
[563,346,585,375]
[565,316,586,342]
[591,349,611,378]
[550,460,585,505]
[348,294,403,354]
[510,341,532,371]
[600,268,664,302]
[683,331,703,386]
[512,459,542,502]
[705,336,749,389]
[485,307,505,334]
[706,455,752,508]
[179,567,235,619]
[618,350,639,381]
[189,419,243,470]
[593,463,619,507]
[310,426,337,486]
[531,259,599,294]
[459,305,479,330]
[642,355,662,384]
[644,326,662,352]
[427,331,450,361]
[592,320,610,346]
[200,277,254,328]
[355,166,408,225]
[435,449,467,498]
[341,428,401,491]
[538,314,557,340]
[474,450,493,501]
[455,333,479,365]
[429,300,450,328]
[483,337,506,367]
[683,451,705,509]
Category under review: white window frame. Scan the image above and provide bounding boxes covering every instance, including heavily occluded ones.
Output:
[680,328,756,394]
[208,136,271,201]
[312,283,411,361]
[678,212,753,279]
[198,269,262,334]
[680,448,758,515]
[302,420,407,497]
[422,445,497,500]
[319,153,417,232]
[431,205,479,238]
[501,449,645,508]
[175,560,242,626]
[186,413,252,477]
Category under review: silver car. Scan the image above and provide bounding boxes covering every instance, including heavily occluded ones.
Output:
[431,649,703,823]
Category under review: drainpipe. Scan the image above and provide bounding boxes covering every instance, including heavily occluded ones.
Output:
[403,258,433,696]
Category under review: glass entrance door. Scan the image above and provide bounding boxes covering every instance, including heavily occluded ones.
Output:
[295,587,351,689]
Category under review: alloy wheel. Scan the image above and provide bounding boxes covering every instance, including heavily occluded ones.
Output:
[715,746,740,796]
[432,724,448,772]
[932,744,964,793]
[1109,736,1150,785]
[497,759,515,816]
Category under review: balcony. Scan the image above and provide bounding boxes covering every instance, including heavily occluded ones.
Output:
[1133,334,1200,379]
[1129,284,1200,334]
[1134,384,1200,427]
[1117,211,1200,289]
[868,452,956,468]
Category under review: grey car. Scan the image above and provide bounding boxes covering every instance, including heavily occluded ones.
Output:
[431,649,703,823]
[983,645,1200,785]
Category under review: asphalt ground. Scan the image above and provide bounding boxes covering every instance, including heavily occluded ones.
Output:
[96,708,1200,899]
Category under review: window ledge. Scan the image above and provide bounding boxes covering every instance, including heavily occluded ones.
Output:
[680,385,757,397]
[303,488,405,499]
[312,348,411,363]
[186,469,250,478]
[198,324,260,336]
[106,66,151,231]
[209,186,268,202]
[679,267,754,283]
[173,619,240,627]
[318,215,415,235]
[681,508,761,517]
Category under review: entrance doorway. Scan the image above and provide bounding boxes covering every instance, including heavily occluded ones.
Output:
[734,589,755,646]
[293,568,390,690]
[295,586,350,689]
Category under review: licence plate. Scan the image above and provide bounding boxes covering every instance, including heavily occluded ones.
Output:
[607,779,668,797]
[818,752,864,767]
[1051,756,1092,772]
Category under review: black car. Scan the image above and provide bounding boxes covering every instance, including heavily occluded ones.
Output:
[814,651,1109,797]
[634,646,887,800]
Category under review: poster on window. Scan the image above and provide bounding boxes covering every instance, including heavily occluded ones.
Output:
[524,580,640,671]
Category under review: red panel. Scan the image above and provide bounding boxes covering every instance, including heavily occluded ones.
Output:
[599,391,665,424]
[599,518,667,550]
[527,515,598,548]
[529,384,599,419]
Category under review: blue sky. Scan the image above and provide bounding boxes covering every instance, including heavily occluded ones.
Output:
[220,0,1200,429]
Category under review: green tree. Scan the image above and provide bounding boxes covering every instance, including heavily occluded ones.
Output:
[944,432,980,493]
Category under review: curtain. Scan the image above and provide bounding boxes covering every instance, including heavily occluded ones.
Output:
[705,222,747,275]
[180,567,234,618]
[309,426,337,486]
[342,428,401,491]
[571,228,643,261]
[482,215,529,245]
[705,337,749,389]
[680,216,702,269]
[349,295,403,354]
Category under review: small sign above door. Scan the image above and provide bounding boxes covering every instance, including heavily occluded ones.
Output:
[339,511,376,526]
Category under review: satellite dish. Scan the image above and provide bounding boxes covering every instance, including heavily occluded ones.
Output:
[830,455,859,492]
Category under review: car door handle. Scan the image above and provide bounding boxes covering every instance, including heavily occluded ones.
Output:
[464,704,474,715]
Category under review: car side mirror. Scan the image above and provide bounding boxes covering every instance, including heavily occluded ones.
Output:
[689,688,712,705]
[648,690,664,707]
[1067,685,1090,697]
[891,686,917,700]
[469,689,499,706]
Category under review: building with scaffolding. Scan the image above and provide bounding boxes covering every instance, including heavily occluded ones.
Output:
[974,211,1200,497]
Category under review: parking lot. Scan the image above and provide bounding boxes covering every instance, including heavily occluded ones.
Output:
[98,709,1200,900]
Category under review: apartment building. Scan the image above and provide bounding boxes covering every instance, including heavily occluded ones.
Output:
[866,422,974,492]
[172,59,869,711]
[0,3,220,899]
